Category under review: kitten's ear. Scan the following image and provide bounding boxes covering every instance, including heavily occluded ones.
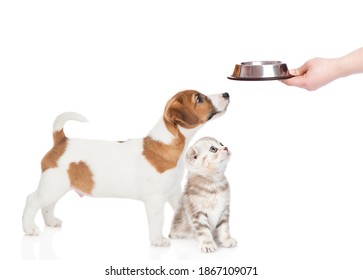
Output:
[186,146,198,162]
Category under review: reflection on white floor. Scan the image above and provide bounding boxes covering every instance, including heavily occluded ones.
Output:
[21,227,61,260]
[20,225,241,261]
[148,238,239,261]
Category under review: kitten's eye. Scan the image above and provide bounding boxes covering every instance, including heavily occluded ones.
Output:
[193,155,197,159]
[209,146,218,153]
[195,93,203,104]
[220,142,224,146]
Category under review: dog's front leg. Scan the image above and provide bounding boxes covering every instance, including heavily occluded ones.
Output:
[168,185,182,211]
[144,198,170,247]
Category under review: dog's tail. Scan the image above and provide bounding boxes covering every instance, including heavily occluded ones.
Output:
[52,112,88,143]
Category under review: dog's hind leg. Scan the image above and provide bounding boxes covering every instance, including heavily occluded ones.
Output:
[23,170,70,235]
[42,202,62,227]
[22,191,41,235]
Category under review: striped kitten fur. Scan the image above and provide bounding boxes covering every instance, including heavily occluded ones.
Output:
[169,137,237,253]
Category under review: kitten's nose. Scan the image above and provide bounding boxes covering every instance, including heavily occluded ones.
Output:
[224,147,229,152]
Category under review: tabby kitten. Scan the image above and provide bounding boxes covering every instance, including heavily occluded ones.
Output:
[169,137,237,253]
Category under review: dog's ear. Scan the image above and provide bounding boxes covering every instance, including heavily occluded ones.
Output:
[168,107,199,127]
[165,100,199,127]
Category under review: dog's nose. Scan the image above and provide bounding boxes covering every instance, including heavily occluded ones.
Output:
[222,92,229,99]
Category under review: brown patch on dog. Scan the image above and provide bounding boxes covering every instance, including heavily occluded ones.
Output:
[67,161,94,195]
[143,134,185,173]
[41,129,68,172]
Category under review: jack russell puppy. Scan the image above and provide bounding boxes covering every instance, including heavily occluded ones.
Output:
[22,90,230,246]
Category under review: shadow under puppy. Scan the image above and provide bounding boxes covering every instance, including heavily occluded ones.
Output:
[170,137,237,252]
[22,90,230,246]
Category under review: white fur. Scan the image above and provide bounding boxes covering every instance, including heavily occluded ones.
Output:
[22,93,229,247]
[148,117,175,144]
[53,112,88,132]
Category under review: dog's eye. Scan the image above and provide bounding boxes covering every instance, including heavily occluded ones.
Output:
[220,142,224,146]
[209,146,217,153]
[195,94,203,104]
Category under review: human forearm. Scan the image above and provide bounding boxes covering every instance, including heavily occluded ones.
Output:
[281,46,363,91]
[337,47,363,78]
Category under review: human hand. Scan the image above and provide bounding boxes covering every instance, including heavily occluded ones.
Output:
[281,57,341,91]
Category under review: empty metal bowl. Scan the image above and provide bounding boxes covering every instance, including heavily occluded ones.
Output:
[228,61,293,81]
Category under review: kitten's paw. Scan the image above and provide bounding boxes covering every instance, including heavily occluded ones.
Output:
[169,231,189,239]
[220,237,237,248]
[169,232,181,239]
[200,241,217,253]
[45,217,62,228]
[151,237,171,247]
[23,224,40,236]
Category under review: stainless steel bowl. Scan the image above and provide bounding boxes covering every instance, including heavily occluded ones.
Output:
[228,61,293,81]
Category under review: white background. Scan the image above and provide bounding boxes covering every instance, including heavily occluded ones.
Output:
[1,0,363,279]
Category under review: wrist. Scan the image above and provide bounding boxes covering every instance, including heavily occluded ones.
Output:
[333,57,349,79]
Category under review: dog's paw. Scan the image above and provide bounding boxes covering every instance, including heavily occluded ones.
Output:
[45,217,62,228]
[200,241,217,253]
[24,224,40,236]
[220,237,237,248]
[151,237,171,247]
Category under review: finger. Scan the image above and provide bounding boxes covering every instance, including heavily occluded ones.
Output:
[290,62,309,76]
[280,76,305,88]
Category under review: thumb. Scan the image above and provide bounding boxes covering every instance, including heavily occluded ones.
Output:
[289,62,309,77]
[288,68,300,76]
[280,63,308,86]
